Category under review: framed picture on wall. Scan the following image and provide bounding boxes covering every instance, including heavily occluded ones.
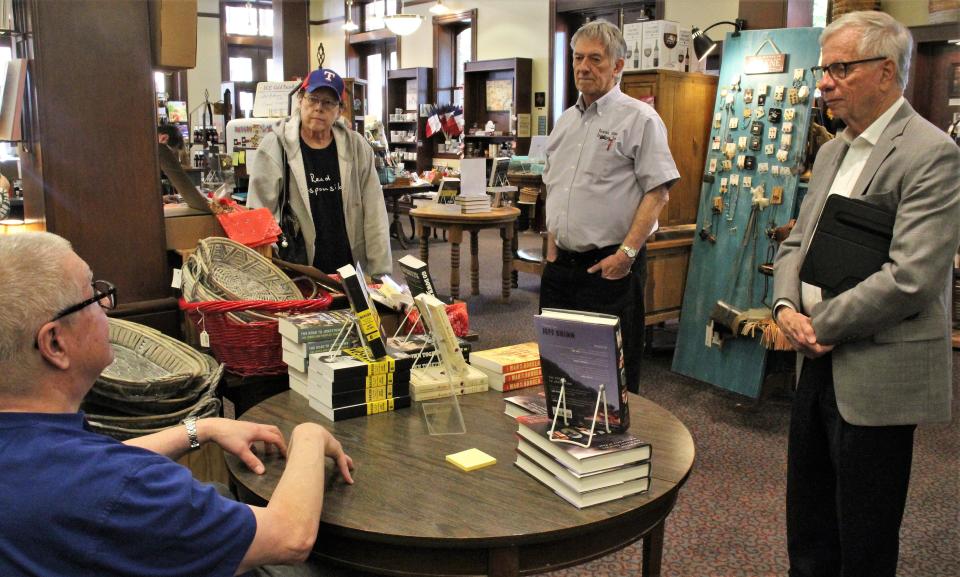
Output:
[949,63,960,98]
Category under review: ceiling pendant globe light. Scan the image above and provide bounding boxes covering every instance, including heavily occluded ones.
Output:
[342,0,358,32]
[429,0,451,15]
[384,1,422,36]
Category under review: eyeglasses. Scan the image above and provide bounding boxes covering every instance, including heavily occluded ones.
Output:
[811,56,887,81]
[302,94,340,111]
[51,280,117,322]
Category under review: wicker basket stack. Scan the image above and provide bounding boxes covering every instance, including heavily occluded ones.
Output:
[83,318,223,441]
[830,0,881,21]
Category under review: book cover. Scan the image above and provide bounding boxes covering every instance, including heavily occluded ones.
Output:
[281,333,359,357]
[312,380,411,408]
[535,309,630,432]
[516,438,650,493]
[309,347,414,381]
[308,395,412,422]
[337,263,387,358]
[515,414,651,475]
[413,293,483,387]
[446,448,497,472]
[469,342,540,374]
[397,254,437,297]
[277,310,354,343]
[504,391,548,418]
[473,364,542,392]
[308,368,411,394]
[515,453,650,509]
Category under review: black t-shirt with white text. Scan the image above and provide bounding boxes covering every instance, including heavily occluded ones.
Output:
[299,136,354,273]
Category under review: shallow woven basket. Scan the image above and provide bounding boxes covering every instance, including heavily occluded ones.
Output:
[98,318,208,398]
[90,354,224,414]
[193,237,301,301]
[85,395,221,441]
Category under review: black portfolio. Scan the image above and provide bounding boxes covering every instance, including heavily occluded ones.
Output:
[799,194,895,295]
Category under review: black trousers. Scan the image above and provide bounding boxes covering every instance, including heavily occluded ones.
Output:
[787,353,916,577]
[538,245,646,393]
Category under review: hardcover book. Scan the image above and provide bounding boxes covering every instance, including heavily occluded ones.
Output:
[277,310,354,343]
[515,414,651,475]
[337,263,387,358]
[309,347,414,381]
[473,364,542,392]
[515,452,650,509]
[308,395,412,422]
[516,438,651,493]
[504,391,548,418]
[397,254,437,297]
[535,308,630,432]
[469,342,540,374]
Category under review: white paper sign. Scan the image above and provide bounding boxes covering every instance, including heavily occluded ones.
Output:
[253,81,302,118]
[459,158,487,198]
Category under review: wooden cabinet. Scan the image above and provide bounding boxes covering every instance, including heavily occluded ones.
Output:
[386,67,434,175]
[342,77,367,133]
[463,58,532,156]
[620,70,717,325]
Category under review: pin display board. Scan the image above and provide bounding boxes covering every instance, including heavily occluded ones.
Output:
[672,27,823,398]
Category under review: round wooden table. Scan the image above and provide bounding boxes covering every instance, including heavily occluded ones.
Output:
[226,390,695,577]
[409,206,520,302]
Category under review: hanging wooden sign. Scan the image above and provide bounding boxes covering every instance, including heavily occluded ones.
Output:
[744,37,787,74]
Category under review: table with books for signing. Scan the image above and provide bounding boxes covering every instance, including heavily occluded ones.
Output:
[225,389,695,577]
[410,206,520,302]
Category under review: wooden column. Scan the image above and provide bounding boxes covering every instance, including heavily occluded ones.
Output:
[20,0,178,334]
[738,0,813,29]
[273,0,309,79]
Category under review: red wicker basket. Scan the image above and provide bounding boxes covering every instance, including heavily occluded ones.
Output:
[180,293,333,377]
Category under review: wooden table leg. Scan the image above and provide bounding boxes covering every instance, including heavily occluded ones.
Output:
[500,223,514,302]
[470,230,480,296]
[642,520,665,577]
[448,226,463,300]
[488,546,520,577]
[391,197,407,249]
[417,221,429,264]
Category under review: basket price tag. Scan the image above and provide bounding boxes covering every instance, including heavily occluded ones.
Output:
[199,330,210,348]
[171,268,183,289]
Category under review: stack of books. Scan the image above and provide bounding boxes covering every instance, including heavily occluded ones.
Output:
[455,194,492,213]
[503,390,548,418]
[513,414,652,509]
[277,310,358,398]
[469,342,542,392]
[307,347,414,421]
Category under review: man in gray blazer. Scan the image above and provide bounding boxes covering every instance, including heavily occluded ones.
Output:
[773,11,960,577]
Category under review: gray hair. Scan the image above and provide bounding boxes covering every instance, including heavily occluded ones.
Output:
[0,232,84,363]
[570,19,627,63]
[822,10,913,90]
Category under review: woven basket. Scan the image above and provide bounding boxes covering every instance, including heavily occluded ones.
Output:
[85,395,221,441]
[831,0,881,20]
[180,295,333,376]
[90,355,224,414]
[99,318,208,398]
[193,237,301,301]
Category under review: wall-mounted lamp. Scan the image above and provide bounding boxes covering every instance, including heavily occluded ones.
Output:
[343,0,359,32]
[384,1,422,36]
[692,19,746,61]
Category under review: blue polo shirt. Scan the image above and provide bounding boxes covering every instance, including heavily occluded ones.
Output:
[0,412,257,577]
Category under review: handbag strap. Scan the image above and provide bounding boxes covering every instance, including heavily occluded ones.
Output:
[278,141,291,221]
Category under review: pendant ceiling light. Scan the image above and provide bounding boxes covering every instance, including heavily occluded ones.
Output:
[429,0,451,15]
[342,0,359,32]
[384,1,422,36]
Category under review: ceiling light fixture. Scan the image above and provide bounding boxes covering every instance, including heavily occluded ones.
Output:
[343,0,359,32]
[692,19,746,61]
[429,0,451,15]
[384,1,422,36]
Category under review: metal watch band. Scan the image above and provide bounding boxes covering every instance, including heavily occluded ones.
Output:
[619,244,638,259]
[183,416,200,450]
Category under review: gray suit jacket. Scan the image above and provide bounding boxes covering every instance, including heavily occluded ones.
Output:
[773,101,960,426]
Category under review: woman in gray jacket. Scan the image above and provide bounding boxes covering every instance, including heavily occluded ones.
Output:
[248,68,391,277]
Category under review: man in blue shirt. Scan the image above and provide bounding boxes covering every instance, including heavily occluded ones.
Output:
[0,232,355,576]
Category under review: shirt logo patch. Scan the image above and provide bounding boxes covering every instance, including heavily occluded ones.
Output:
[597,129,618,151]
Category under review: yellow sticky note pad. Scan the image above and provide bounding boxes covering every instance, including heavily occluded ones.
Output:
[445,448,497,472]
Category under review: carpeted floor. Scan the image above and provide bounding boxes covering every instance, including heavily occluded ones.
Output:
[388,226,960,577]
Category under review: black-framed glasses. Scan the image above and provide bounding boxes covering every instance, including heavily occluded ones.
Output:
[51,280,117,322]
[811,56,887,81]
[302,94,340,111]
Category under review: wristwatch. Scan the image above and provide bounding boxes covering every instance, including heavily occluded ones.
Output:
[182,416,200,451]
[619,244,638,259]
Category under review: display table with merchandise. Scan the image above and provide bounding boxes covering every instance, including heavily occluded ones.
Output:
[226,389,695,577]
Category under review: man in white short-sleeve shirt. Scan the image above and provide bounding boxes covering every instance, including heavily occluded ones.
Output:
[541,19,679,392]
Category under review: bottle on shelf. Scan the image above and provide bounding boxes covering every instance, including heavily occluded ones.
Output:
[653,39,659,67]
[633,41,640,69]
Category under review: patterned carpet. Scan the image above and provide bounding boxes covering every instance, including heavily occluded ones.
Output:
[390,228,960,577]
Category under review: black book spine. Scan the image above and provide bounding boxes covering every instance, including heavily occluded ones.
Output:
[323,369,412,393]
[340,271,387,358]
[321,382,412,408]
[327,395,412,421]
